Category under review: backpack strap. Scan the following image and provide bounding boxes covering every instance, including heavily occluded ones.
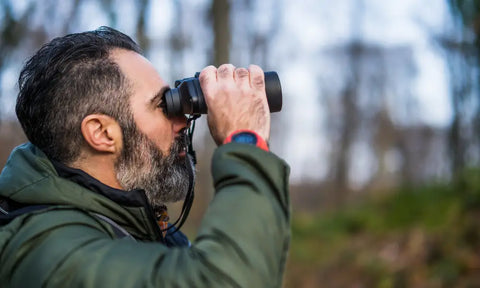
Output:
[0,198,134,240]
[0,196,24,215]
[92,213,136,241]
[0,204,8,216]
[0,204,50,226]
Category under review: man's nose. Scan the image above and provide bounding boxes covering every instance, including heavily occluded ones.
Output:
[171,115,188,133]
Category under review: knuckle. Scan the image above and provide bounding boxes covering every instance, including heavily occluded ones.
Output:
[235,67,249,78]
[199,66,216,84]
[248,64,265,88]
[248,64,263,74]
[201,65,216,75]
[198,73,208,84]
[252,74,265,88]
[218,64,235,77]
[204,65,217,71]
[199,75,208,86]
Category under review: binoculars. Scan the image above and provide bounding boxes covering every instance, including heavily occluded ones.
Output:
[162,71,282,117]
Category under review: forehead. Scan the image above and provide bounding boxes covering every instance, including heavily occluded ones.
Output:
[109,48,167,104]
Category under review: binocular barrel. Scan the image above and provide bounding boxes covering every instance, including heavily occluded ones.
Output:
[163,71,283,117]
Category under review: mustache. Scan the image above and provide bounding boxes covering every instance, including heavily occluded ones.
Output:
[172,129,188,154]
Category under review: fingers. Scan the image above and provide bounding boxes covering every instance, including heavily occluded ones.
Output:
[199,65,217,98]
[248,64,265,91]
[200,63,270,145]
[199,64,265,102]
[217,64,235,80]
[199,64,264,87]
[234,67,250,90]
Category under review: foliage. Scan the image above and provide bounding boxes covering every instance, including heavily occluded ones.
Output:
[286,169,480,287]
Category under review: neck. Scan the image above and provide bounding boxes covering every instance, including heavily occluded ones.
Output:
[70,154,123,190]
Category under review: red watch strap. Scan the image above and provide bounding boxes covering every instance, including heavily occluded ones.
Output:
[223,129,269,152]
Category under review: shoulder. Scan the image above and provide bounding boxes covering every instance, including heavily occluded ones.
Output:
[2,206,117,244]
[0,207,129,287]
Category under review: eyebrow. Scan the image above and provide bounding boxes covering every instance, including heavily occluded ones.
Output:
[150,86,170,106]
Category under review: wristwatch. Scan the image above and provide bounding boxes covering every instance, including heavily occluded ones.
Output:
[223,130,269,152]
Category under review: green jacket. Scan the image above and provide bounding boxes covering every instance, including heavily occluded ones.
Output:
[0,143,290,287]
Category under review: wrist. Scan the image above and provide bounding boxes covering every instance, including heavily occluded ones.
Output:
[223,129,269,152]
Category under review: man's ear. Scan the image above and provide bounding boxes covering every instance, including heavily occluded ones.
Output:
[81,114,122,154]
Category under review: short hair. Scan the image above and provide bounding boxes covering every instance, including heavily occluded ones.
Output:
[16,26,142,163]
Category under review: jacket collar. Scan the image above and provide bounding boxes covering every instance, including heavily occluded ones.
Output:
[51,160,150,208]
[52,160,167,241]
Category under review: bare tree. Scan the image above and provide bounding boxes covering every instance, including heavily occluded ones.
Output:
[135,0,151,53]
[328,0,366,204]
[211,0,230,66]
[443,0,480,175]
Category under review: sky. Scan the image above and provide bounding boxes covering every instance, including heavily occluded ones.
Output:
[274,0,453,182]
[0,0,456,184]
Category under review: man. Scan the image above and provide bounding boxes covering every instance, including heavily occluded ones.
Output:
[0,26,290,287]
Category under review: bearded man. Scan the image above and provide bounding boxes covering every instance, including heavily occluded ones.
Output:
[0,26,290,287]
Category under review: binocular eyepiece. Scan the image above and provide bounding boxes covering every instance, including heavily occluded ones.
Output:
[162,71,282,117]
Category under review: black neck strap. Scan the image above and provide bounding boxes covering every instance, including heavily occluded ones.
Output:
[164,115,199,234]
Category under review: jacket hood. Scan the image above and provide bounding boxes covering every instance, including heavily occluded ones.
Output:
[0,143,162,240]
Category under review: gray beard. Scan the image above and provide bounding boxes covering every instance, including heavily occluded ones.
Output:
[114,124,190,207]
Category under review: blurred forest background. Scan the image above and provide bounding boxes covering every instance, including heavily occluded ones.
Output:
[1,0,480,287]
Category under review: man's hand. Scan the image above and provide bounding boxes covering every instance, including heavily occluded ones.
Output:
[199,64,271,146]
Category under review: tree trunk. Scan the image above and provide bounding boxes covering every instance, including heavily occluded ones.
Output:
[211,0,230,66]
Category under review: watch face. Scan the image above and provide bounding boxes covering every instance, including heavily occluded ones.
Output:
[232,132,258,145]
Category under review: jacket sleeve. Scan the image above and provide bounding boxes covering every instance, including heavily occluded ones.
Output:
[2,144,291,288]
